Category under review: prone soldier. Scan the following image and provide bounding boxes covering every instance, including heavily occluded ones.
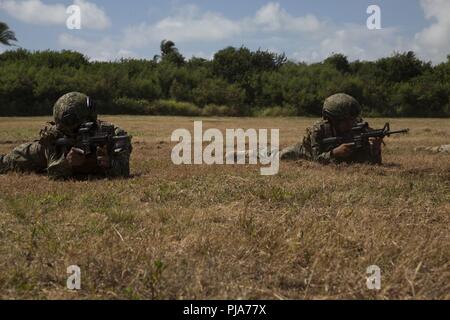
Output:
[0,92,132,179]
[280,93,408,164]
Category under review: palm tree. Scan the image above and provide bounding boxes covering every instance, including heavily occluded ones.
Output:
[160,40,178,57]
[0,22,18,46]
[157,39,185,66]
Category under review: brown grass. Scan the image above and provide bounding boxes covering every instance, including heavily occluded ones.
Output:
[0,116,448,300]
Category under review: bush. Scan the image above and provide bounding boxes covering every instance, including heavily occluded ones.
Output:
[150,100,201,116]
[201,104,235,116]
[256,105,297,117]
[112,97,152,115]
[0,47,448,117]
[112,98,202,116]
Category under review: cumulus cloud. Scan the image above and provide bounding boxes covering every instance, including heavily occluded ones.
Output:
[306,0,449,64]
[66,2,328,61]
[414,0,450,62]
[122,2,325,48]
[48,1,450,63]
[297,25,406,62]
[251,2,322,33]
[0,0,66,25]
[0,0,111,30]
[59,33,136,61]
[73,0,111,30]
[123,6,240,46]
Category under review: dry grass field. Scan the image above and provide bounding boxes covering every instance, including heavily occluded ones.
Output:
[0,116,448,300]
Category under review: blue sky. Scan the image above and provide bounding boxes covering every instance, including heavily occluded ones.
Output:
[1,0,449,63]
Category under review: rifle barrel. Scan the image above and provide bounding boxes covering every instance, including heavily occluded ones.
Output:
[386,129,409,135]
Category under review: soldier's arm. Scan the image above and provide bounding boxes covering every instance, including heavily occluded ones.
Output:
[39,125,73,179]
[279,142,304,160]
[45,144,73,179]
[310,126,333,163]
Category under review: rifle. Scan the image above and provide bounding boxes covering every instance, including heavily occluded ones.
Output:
[322,122,409,149]
[55,122,130,161]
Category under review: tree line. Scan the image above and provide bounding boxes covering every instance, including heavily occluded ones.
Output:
[0,27,449,117]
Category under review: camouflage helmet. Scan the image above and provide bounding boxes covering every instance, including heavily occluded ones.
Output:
[53,92,97,133]
[322,93,361,120]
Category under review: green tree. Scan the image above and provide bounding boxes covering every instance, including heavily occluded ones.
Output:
[0,22,17,46]
[375,51,431,83]
[324,53,350,74]
[158,40,185,66]
[0,46,448,117]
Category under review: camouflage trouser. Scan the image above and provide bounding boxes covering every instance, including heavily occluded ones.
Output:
[0,141,47,174]
[279,143,307,160]
[279,142,382,164]
[415,145,450,154]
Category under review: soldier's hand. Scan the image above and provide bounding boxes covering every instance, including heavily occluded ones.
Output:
[67,148,87,167]
[96,146,111,169]
[332,143,354,158]
[369,137,383,148]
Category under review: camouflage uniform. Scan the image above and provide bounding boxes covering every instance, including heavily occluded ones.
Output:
[0,92,132,179]
[280,93,381,164]
[414,145,450,154]
[279,119,381,164]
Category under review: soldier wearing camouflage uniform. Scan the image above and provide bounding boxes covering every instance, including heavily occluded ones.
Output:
[0,92,132,179]
[280,93,382,164]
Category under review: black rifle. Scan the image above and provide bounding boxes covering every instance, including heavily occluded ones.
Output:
[322,122,409,149]
[55,122,130,161]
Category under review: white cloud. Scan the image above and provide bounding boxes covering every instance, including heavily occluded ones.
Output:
[122,6,238,46]
[307,0,450,64]
[314,25,405,62]
[66,2,327,61]
[73,0,111,30]
[0,0,111,30]
[0,0,66,25]
[152,9,240,42]
[47,1,450,63]
[59,33,136,61]
[55,2,400,62]
[414,0,450,62]
[122,2,325,48]
[251,2,322,33]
